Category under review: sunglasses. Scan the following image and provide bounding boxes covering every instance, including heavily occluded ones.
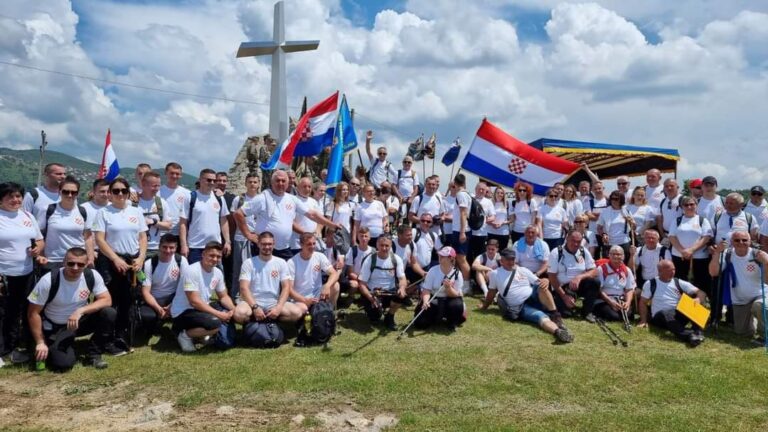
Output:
[617,182,628,185]
[683,203,696,207]
[752,192,764,196]
[111,188,129,195]
[420,220,432,224]
[61,190,79,197]
[517,189,526,193]
[203,179,216,183]
[404,161,412,164]
[351,183,360,187]
[378,153,387,156]
[547,195,557,198]
[732,239,750,243]
[65,261,87,268]
[574,220,586,223]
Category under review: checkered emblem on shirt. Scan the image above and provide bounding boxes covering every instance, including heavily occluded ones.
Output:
[285,203,294,211]
[78,289,89,300]
[128,217,138,224]
[508,157,528,175]
[271,270,279,278]
[74,217,84,226]
[170,268,180,280]
[23,219,32,227]
[747,264,756,272]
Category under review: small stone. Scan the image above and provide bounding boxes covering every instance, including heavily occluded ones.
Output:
[291,414,305,424]
[216,405,236,416]
[370,414,398,431]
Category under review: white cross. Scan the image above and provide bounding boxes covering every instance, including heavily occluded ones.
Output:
[236,1,319,144]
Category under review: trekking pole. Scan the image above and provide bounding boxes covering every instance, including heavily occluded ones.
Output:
[396,283,446,341]
[596,318,618,346]
[606,320,628,347]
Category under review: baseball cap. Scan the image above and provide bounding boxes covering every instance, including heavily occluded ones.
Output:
[499,247,516,259]
[689,178,702,188]
[702,176,718,185]
[437,246,456,258]
[751,186,765,195]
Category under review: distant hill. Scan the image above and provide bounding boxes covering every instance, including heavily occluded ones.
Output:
[0,148,197,189]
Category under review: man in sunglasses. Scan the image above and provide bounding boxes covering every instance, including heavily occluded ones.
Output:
[28,247,116,370]
[616,176,632,202]
[393,156,419,211]
[364,130,396,189]
[179,169,231,264]
[744,186,768,228]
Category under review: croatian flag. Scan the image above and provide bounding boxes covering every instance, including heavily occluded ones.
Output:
[98,129,120,181]
[282,91,338,161]
[461,119,579,195]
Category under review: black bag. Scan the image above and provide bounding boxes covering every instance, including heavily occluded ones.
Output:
[243,321,284,348]
[308,301,336,344]
[467,194,486,231]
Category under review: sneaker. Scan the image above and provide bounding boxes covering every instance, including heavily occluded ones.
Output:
[177,330,197,353]
[584,313,597,324]
[688,333,705,347]
[549,312,565,329]
[751,337,765,347]
[103,342,128,357]
[554,328,574,343]
[0,357,5,368]
[384,314,398,331]
[10,348,31,364]
[85,355,108,369]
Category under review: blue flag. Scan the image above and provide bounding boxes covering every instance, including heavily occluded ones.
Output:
[338,95,357,154]
[441,138,461,166]
[326,95,354,197]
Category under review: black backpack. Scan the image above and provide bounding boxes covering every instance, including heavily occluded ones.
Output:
[465,192,485,231]
[243,321,284,348]
[368,253,400,287]
[43,203,88,237]
[649,277,683,299]
[150,254,183,274]
[308,301,336,344]
[46,268,96,306]
[636,245,668,278]
[187,191,225,227]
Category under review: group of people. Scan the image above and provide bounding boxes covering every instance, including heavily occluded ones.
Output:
[1,134,767,371]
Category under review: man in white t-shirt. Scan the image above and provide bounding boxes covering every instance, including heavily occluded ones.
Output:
[135,172,172,257]
[169,242,235,352]
[289,232,340,309]
[471,238,501,296]
[744,185,768,227]
[709,231,768,342]
[234,232,306,326]
[27,247,115,370]
[81,179,110,231]
[629,229,672,292]
[393,224,426,290]
[139,234,188,337]
[343,227,374,300]
[450,174,473,293]
[585,181,608,237]
[512,225,550,277]
[644,169,664,212]
[234,170,338,260]
[697,176,723,224]
[469,181,496,266]
[129,163,151,200]
[547,230,600,321]
[159,162,191,236]
[359,235,407,330]
[711,193,759,246]
[479,248,573,343]
[180,169,231,263]
[412,213,442,271]
[639,260,706,346]
[23,162,66,225]
[656,178,682,241]
[408,176,444,237]
[393,156,419,210]
[230,173,261,297]
[365,130,396,188]
[289,177,322,253]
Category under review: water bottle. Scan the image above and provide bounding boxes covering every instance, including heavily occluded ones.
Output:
[304,314,312,334]
[136,270,147,284]
[35,360,45,372]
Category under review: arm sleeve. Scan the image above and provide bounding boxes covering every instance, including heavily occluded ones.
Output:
[27,275,51,306]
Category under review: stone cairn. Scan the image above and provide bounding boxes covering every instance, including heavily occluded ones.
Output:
[227,134,276,195]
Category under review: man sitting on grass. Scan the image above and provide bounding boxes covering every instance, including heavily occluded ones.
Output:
[479,247,573,343]
[471,238,501,297]
[359,235,407,330]
[547,230,600,322]
[139,234,188,338]
[169,242,235,353]
[289,232,340,307]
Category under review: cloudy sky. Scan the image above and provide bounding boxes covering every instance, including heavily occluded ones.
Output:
[1,0,767,187]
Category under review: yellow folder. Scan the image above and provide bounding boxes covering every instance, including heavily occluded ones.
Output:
[676,294,710,329]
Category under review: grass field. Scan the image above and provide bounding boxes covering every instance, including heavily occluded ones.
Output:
[2,297,768,431]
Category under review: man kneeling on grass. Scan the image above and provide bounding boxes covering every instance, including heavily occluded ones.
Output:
[479,247,574,343]
[359,235,407,330]
[169,242,235,353]
[28,247,116,370]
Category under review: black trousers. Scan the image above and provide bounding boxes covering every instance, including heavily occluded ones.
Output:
[138,295,174,335]
[361,294,404,322]
[469,235,487,271]
[414,297,465,328]
[98,254,138,344]
[553,277,600,318]
[172,308,222,333]
[652,309,700,342]
[0,272,34,356]
[672,256,712,297]
[44,307,117,370]
[594,301,625,321]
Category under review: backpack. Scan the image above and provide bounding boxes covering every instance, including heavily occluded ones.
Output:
[308,301,336,344]
[557,245,586,266]
[43,203,88,237]
[636,245,668,279]
[187,191,225,227]
[724,248,757,268]
[675,215,704,229]
[368,253,399,287]
[133,196,164,220]
[396,169,414,185]
[243,321,284,348]
[150,254,183,274]
[46,268,96,307]
[466,192,485,231]
[481,253,500,268]
[713,211,753,240]
[367,159,390,182]
[649,277,683,301]
[30,188,39,203]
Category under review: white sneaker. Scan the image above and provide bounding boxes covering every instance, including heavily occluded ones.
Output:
[177,330,197,353]
[0,357,5,368]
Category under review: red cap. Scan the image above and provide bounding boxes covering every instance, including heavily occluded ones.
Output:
[689,178,702,188]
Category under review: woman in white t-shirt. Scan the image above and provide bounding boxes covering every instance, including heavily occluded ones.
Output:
[378,184,401,227]
[486,187,510,249]
[669,196,713,293]
[325,181,354,233]
[509,181,539,244]
[573,213,597,257]
[625,186,654,244]
[596,190,632,263]
[39,177,95,271]
[563,184,583,227]
[539,188,569,249]
[93,178,149,347]
[352,184,387,247]
[0,182,45,358]
[415,246,465,330]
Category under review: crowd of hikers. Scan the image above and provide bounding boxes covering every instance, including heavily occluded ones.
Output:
[1,134,767,371]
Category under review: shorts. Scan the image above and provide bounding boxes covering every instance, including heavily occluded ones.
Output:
[451,231,470,256]
[499,287,548,325]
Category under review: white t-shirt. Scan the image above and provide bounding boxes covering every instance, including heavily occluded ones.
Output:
[28,269,108,325]
[242,190,310,250]
[392,240,415,268]
[354,200,387,238]
[487,201,510,236]
[668,215,713,259]
[511,199,539,233]
[0,209,44,276]
[344,245,374,275]
[159,185,191,236]
[658,195,682,233]
[170,262,226,318]
[360,253,405,291]
[442,195,456,233]
[633,245,672,281]
[473,252,500,270]
[421,265,463,299]
[472,197,496,236]
[540,202,567,239]
[565,199,583,225]
[597,207,631,245]
[22,186,60,226]
[288,252,333,299]
[642,277,698,316]
[41,204,88,262]
[719,249,767,305]
[181,191,229,249]
[384,196,401,224]
[136,196,170,250]
[92,205,148,255]
[410,193,444,221]
[290,196,321,249]
[395,169,419,199]
[744,199,768,227]
[698,195,724,225]
[239,256,291,310]
[368,157,397,188]
[645,184,665,212]
[80,201,106,231]
[581,230,597,250]
[585,196,608,233]
[761,218,768,238]
[412,228,442,268]
[489,266,540,307]
[231,193,259,242]
[143,255,188,299]
[625,204,654,236]
[597,264,636,297]
[325,200,354,232]
[712,211,754,245]
[548,245,596,285]
[451,190,472,233]
[513,240,551,273]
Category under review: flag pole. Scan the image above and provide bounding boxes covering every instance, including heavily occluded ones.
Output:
[37,130,48,187]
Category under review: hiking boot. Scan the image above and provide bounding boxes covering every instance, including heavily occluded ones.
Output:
[549,312,565,329]
[554,328,574,343]
[85,355,108,369]
[688,332,705,347]
[103,342,128,357]
[584,313,597,324]
[177,331,197,353]
[384,314,398,331]
[10,348,30,364]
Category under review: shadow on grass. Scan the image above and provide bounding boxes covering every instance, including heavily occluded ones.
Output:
[341,327,390,358]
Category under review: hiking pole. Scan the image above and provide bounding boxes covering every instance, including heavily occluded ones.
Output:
[596,318,618,346]
[598,317,628,347]
[618,296,632,333]
[396,283,446,341]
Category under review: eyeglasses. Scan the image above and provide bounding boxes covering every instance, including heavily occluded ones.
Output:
[617,182,628,185]
[204,179,216,183]
[404,161,412,164]
[65,261,86,268]
[111,188,129,195]
[61,190,79,197]
[420,220,432,224]
[378,152,387,156]
[732,239,750,243]
[752,192,764,196]
[350,183,360,187]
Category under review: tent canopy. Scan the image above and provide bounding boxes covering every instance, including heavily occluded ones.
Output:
[528,138,680,182]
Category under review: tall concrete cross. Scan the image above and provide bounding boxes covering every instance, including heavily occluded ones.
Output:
[236,1,319,144]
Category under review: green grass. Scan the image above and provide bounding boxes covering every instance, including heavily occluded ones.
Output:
[2,297,768,431]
